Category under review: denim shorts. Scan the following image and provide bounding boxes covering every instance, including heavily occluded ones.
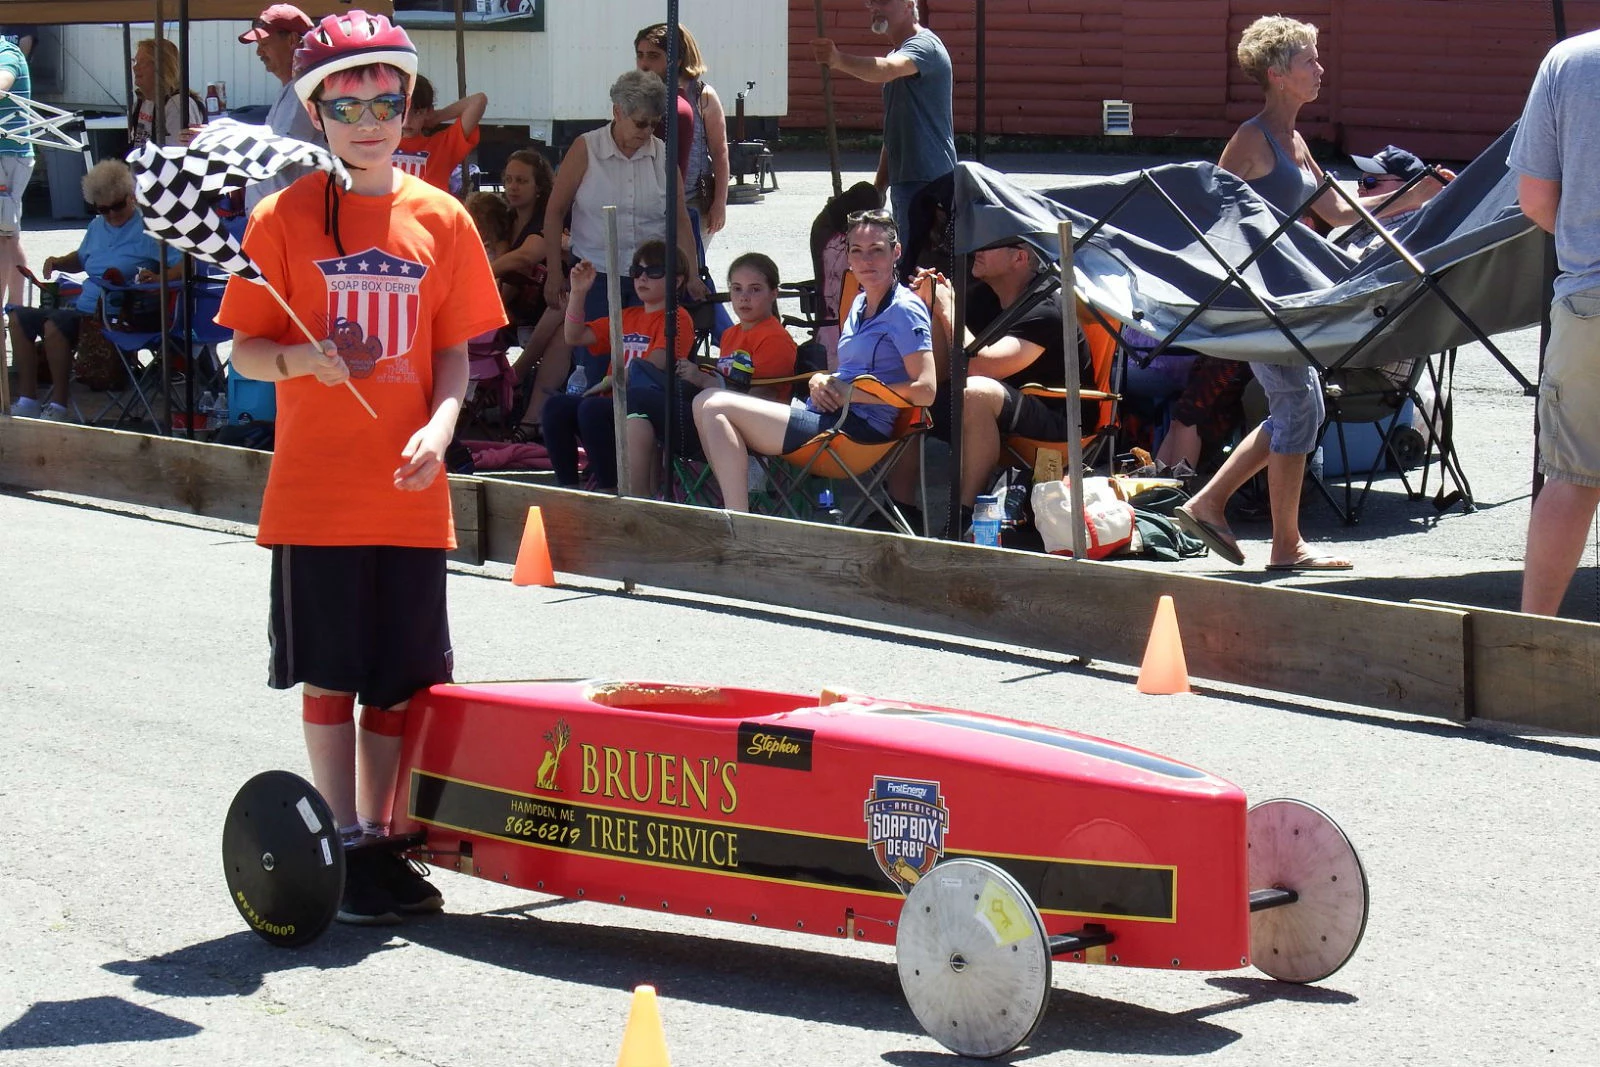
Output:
[780,399,891,453]
[1250,360,1324,455]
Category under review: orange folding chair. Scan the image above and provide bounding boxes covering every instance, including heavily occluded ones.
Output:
[1003,307,1121,474]
[760,375,932,535]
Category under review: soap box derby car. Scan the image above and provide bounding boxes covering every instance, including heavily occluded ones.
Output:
[224,680,1368,1058]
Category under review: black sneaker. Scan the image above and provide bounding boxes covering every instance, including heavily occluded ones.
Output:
[369,850,444,914]
[336,850,402,926]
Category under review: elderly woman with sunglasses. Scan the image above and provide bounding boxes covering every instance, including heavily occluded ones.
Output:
[7,159,179,420]
[541,70,706,323]
[694,208,936,513]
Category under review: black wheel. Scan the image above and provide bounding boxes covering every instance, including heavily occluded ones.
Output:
[222,770,345,947]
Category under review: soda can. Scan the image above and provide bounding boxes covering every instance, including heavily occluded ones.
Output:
[728,351,754,393]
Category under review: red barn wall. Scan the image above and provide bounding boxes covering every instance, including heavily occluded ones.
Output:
[786,0,1600,160]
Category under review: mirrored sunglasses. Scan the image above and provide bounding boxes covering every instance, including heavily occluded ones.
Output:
[317,94,407,125]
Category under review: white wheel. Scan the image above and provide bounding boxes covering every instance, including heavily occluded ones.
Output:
[1248,798,1369,983]
[896,858,1051,1058]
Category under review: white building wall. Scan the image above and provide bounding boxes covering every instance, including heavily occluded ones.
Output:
[47,4,786,133]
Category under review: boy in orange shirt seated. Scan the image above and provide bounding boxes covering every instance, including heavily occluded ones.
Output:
[542,239,694,491]
[215,11,505,925]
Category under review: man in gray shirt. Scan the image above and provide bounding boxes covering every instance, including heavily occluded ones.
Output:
[1510,28,1600,616]
[239,4,319,214]
[813,0,956,257]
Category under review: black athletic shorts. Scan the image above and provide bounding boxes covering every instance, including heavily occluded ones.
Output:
[997,382,1073,441]
[268,545,453,709]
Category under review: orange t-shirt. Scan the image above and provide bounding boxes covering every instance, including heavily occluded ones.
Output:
[716,316,798,381]
[586,305,695,371]
[393,123,479,191]
[217,172,506,549]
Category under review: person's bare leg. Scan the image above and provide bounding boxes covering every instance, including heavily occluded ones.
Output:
[42,321,73,407]
[1263,450,1347,567]
[1521,480,1600,616]
[0,235,22,378]
[959,380,1006,506]
[301,683,358,830]
[9,314,38,401]
[1183,423,1271,530]
[1155,420,1202,469]
[356,702,407,836]
[695,391,790,512]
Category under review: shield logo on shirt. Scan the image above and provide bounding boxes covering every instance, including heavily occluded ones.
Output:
[316,247,428,373]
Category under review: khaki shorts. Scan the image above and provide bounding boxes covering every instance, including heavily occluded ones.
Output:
[1539,290,1600,487]
[0,155,33,238]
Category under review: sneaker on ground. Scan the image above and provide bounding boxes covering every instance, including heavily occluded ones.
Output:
[335,850,402,926]
[39,402,72,423]
[8,396,41,417]
[369,849,444,914]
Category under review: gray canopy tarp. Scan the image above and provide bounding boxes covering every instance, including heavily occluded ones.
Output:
[951,127,1545,369]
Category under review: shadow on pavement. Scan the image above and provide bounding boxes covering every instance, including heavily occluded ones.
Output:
[0,995,202,1050]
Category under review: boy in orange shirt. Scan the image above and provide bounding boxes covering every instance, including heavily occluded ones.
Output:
[392,74,485,192]
[215,11,505,924]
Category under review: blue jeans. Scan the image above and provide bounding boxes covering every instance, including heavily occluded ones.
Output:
[541,392,616,489]
[889,180,929,262]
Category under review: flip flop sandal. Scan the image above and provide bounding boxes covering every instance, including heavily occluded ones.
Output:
[1264,557,1353,572]
[1175,506,1245,566]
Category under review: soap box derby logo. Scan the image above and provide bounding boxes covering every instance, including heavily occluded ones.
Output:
[736,722,814,771]
[864,776,949,893]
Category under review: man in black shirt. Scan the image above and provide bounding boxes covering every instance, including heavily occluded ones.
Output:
[928,241,1096,528]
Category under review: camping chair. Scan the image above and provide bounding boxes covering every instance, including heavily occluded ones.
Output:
[759,375,932,535]
[1308,355,1438,525]
[461,326,517,438]
[1002,306,1122,476]
[92,277,179,431]
[167,276,230,430]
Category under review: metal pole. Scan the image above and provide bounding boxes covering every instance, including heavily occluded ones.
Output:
[606,207,626,497]
[1058,220,1086,561]
[154,0,172,434]
[178,0,194,437]
[974,0,986,163]
[945,259,966,539]
[813,0,843,197]
[454,0,469,195]
[663,1,683,490]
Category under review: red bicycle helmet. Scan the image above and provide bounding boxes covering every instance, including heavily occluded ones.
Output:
[292,10,418,104]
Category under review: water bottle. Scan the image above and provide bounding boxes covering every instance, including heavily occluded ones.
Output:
[197,390,215,429]
[211,390,228,427]
[972,493,1002,547]
[816,487,843,524]
[1309,446,1325,482]
[565,364,588,396]
[727,351,754,393]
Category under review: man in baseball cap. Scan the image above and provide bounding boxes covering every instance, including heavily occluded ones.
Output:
[240,5,323,213]
[238,4,314,45]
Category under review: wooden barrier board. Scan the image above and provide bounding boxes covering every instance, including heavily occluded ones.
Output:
[0,418,1473,722]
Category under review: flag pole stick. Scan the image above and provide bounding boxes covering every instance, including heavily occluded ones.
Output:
[260,281,378,419]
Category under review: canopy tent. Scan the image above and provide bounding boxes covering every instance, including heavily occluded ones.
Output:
[949,130,1543,373]
[0,1,386,22]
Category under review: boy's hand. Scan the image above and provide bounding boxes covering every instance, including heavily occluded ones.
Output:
[569,260,597,293]
[395,422,452,491]
[583,373,612,397]
[302,340,348,386]
[686,275,709,302]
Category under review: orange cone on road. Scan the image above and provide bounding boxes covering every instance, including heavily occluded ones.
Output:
[614,984,670,1067]
[1137,594,1191,694]
[512,505,555,587]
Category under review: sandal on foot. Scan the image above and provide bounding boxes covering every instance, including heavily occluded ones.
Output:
[1175,506,1245,566]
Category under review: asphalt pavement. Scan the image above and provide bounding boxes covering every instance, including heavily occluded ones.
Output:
[3,150,1597,1066]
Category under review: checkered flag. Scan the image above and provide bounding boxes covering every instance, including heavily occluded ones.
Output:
[129,119,351,282]
[128,121,376,419]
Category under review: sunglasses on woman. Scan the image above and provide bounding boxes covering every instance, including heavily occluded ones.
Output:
[317,93,408,125]
[93,197,131,215]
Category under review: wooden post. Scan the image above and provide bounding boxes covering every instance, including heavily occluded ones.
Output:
[1058,220,1086,561]
[605,207,626,497]
[454,0,470,195]
[813,0,843,197]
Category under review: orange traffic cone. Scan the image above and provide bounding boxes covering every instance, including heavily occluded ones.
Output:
[512,505,555,587]
[1136,594,1191,695]
[614,984,671,1067]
